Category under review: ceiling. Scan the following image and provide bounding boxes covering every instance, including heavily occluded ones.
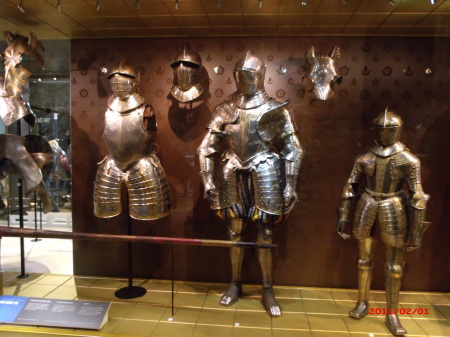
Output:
[0,0,449,40]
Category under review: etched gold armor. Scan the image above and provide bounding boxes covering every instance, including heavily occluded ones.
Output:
[0,31,45,126]
[170,45,203,103]
[93,62,171,220]
[337,109,430,336]
[197,51,303,317]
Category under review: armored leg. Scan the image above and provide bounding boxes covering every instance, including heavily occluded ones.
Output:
[385,245,407,336]
[257,217,281,317]
[220,218,245,306]
[350,237,375,319]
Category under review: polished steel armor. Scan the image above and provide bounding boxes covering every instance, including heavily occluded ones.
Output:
[337,109,430,336]
[170,45,203,102]
[0,31,44,126]
[0,134,53,213]
[197,51,303,317]
[94,62,171,220]
[306,46,342,101]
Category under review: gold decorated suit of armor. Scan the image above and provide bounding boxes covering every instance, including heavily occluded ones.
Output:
[0,31,45,126]
[197,51,303,317]
[93,62,171,220]
[337,110,430,336]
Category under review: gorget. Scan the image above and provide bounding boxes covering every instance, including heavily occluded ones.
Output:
[170,83,203,103]
[234,90,270,109]
[370,142,405,158]
[107,93,145,113]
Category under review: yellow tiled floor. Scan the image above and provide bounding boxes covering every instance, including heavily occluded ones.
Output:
[0,271,449,337]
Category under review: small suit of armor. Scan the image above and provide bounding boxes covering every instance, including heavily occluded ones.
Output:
[337,109,430,336]
[94,62,171,220]
[197,51,303,317]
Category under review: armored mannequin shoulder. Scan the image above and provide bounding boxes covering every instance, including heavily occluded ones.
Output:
[208,95,239,129]
[391,149,420,168]
[354,151,376,172]
[257,99,294,141]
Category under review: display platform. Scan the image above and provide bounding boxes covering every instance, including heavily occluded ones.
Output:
[0,271,448,337]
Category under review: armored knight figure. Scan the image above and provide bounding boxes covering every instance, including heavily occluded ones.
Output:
[0,31,45,126]
[337,109,430,336]
[93,61,171,220]
[306,46,342,101]
[197,51,303,317]
[170,45,203,103]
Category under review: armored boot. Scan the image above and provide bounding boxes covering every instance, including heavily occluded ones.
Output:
[385,247,406,336]
[258,228,281,317]
[221,219,244,306]
[350,238,374,319]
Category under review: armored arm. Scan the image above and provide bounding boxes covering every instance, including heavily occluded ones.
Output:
[280,133,303,211]
[337,160,362,239]
[404,156,430,251]
[197,116,223,201]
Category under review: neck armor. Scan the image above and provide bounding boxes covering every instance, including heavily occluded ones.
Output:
[233,90,270,109]
[370,142,405,158]
[372,109,403,147]
[171,83,203,103]
[107,93,145,113]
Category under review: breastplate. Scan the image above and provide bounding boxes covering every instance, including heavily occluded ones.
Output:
[103,105,153,171]
[223,106,270,164]
[365,156,403,194]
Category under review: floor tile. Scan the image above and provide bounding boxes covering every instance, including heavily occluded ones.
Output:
[399,303,446,319]
[234,310,272,328]
[342,315,390,334]
[301,288,334,300]
[422,293,450,305]
[173,292,206,308]
[274,286,301,298]
[434,304,450,319]
[398,292,430,304]
[17,284,57,297]
[307,313,349,332]
[236,296,265,311]
[33,274,72,286]
[97,317,123,334]
[396,317,428,335]
[311,331,352,337]
[90,277,126,289]
[139,290,173,306]
[368,291,387,303]
[74,286,121,302]
[231,326,272,337]
[44,285,77,300]
[278,298,305,313]
[2,281,32,296]
[160,306,201,323]
[65,276,98,287]
[114,318,158,336]
[142,279,176,292]
[271,312,310,330]
[125,303,165,321]
[331,289,358,301]
[152,321,195,337]
[303,299,340,314]
[197,308,236,326]
[108,302,136,319]
[413,318,450,336]
[193,324,233,337]
[175,281,210,294]
[272,329,313,337]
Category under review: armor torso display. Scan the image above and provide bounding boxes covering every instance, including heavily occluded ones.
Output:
[102,100,154,171]
[223,105,271,165]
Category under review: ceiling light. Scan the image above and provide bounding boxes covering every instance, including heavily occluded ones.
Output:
[17,0,25,13]
[301,0,307,5]
[388,0,395,5]
[259,0,263,8]
[430,0,435,4]
[216,0,221,7]
[95,0,100,11]
[57,0,62,12]
[136,0,140,9]
[175,0,179,10]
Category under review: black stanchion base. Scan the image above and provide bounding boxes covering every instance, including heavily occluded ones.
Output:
[31,238,42,242]
[17,273,29,279]
[115,286,147,299]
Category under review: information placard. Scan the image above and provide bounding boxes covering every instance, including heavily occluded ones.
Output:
[0,295,110,330]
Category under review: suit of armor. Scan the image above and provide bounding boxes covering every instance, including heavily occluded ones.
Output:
[0,31,44,127]
[170,45,203,103]
[197,51,303,317]
[337,110,430,336]
[94,62,171,220]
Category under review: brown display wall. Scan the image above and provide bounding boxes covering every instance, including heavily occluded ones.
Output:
[70,37,449,292]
